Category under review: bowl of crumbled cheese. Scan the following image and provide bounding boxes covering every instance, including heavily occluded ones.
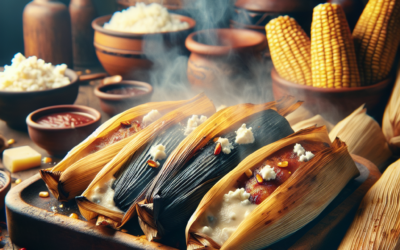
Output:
[92,2,196,80]
[0,53,79,129]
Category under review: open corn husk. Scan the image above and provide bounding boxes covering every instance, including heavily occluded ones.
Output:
[285,106,314,127]
[76,97,301,230]
[339,158,400,249]
[186,126,359,250]
[383,63,400,154]
[291,114,334,132]
[329,105,392,169]
[43,94,215,201]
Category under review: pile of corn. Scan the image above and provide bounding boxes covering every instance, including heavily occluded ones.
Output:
[266,1,400,88]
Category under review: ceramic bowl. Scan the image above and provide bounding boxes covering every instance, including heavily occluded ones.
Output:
[0,171,11,209]
[26,105,101,156]
[94,80,153,116]
[92,14,196,81]
[271,68,393,124]
[0,68,79,130]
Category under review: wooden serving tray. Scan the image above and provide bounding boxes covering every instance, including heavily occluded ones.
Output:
[5,155,380,250]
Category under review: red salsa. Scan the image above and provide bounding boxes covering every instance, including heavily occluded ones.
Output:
[105,86,147,96]
[37,112,94,128]
[239,141,329,205]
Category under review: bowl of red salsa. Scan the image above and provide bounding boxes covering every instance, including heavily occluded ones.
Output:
[26,105,101,156]
[94,80,153,116]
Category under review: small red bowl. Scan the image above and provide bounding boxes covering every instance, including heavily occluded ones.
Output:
[26,105,101,156]
[94,80,153,116]
[271,67,394,124]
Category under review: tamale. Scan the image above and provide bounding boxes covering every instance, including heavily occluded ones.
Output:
[292,114,334,132]
[383,63,400,154]
[339,159,400,249]
[186,127,359,250]
[329,105,392,169]
[131,99,301,241]
[76,97,301,230]
[46,94,215,201]
[285,106,314,127]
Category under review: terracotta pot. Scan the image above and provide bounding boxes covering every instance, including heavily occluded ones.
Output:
[0,69,79,130]
[94,80,153,116]
[186,28,267,90]
[92,14,196,81]
[271,68,393,124]
[27,105,101,156]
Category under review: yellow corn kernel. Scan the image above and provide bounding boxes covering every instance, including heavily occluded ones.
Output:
[353,0,400,85]
[15,178,22,184]
[278,161,289,167]
[69,213,79,219]
[245,169,253,178]
[42,157,52,163]
[7,139,15,145]
[39,191,49,198]
[266,16,312,86]
[311,3,360,88]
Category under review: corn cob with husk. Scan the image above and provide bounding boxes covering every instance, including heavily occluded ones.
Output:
[292,114,334,132]
[353,0,400,86]
[41,93,215,201]
[186,126,358,250]
[75,97,301,233]
[329,105,392,169]
[266,16,312,86]
[383,63,400,154]
[311,3,360,88]
[339,158,400,249]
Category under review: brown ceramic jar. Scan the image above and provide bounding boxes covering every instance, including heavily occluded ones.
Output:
[23,0,73,67]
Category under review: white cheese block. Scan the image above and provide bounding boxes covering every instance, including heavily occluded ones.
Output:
[3,146,41,173]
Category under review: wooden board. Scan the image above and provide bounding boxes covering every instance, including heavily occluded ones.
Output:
[5,155,380,250]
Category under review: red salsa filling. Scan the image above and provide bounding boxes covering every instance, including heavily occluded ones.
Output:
[37,112,94,128]
[238,141,329,205]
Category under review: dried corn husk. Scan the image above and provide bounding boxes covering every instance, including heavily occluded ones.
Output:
[43,94,215,201]
[329,105,392,169]
[76,97,302,230]
[285,106,314,127]
[186,127,359,250]
[292,115,334,132]
[383,63,400,154]
[339,159,400,249]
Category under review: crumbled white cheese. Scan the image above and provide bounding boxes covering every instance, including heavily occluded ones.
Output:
[184,115,207,136]
[89,178,122,213]
[142,110,161,125]
[260,165,276,181]
[202,226,213,235]
[150,144,166,161]
[235,124,255,145]
[223,188,251,203]
[299,151,315,162]
[216,137,234,154]
[293,143,305,157]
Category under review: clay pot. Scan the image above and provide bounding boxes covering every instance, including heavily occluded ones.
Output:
[92,14,195,81]
[186,28,267,90]
[94,80,153,116]
[27,105,101,156]
[271,68,393,124]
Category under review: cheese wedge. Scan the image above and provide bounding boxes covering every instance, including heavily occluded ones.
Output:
[3,146,41,173]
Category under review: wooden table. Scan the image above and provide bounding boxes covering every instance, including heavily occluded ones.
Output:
[0,78,111,249]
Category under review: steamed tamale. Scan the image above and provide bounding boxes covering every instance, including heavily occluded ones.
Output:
[76,97,301,230]
[186,127,359,250]
[339,159,400,249]
[291,114,334,132]
[46,94,215,201]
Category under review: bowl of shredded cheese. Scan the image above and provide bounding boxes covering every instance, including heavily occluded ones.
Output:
[0,53,79,129]
[92,3,196,80]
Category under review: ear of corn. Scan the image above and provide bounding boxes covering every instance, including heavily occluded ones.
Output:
[353,0,400,85]
[311,3,361,88]
[266,16,313,86]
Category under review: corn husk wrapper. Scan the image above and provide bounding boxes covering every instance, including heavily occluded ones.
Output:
[285,106,314,127]
[383,63,400,154]
[76,97,302,229]
[292,114,334,132]
[186,126,359,250]
[339,158,400,249]
[76,93,217,222]
[43,94,215,201]
[329,105,392,169]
